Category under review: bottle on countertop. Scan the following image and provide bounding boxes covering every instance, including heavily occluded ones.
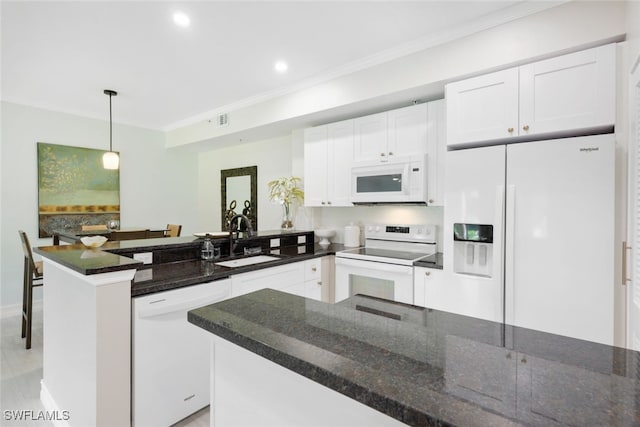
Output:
[201,235,215,261]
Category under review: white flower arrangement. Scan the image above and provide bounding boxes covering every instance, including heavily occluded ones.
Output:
[267,176,304,206]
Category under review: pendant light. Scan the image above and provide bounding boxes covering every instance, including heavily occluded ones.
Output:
[102,89,119,170]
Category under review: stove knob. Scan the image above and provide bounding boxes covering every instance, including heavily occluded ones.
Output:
[367,226,374,232]
[375,226,380,232]
[417,228,423,234]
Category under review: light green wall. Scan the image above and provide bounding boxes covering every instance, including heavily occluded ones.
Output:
[0,102,198,308]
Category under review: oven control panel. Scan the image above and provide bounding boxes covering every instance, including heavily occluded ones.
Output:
[364,224,436,243]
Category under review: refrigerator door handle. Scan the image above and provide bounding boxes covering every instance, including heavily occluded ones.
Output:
[495,184,506,323]
[505,184,516,324]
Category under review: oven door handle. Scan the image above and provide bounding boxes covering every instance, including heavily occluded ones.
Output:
[335,257,413,274]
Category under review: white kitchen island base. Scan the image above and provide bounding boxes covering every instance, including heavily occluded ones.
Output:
[40,259,135,427]
[210,336,404,427]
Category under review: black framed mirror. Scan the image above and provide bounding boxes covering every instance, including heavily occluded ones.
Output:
[221,166,257,232]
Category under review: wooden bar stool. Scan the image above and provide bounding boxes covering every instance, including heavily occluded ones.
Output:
[110,229,149,241]
[165,224,182,237]
[18,230,43,349]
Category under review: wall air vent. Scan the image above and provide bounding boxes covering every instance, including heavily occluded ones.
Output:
[217,113,229,127]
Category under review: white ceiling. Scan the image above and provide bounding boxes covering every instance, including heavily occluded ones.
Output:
[2,1,549,132]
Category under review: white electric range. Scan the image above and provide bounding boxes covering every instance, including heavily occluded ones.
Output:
[335,224,436,304]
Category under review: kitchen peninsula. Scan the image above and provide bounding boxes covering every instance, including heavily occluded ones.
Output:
[33,230,337,427]
[189,289,640,427]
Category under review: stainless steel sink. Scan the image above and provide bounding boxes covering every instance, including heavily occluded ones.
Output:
[214,255,280,268]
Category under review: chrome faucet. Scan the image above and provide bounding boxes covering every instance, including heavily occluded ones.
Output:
[228,214,256,256]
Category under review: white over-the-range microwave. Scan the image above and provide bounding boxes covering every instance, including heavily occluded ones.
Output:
[351,155,428,204]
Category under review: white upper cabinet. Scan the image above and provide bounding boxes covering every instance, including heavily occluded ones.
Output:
[354,104,428,163]
[303,125,328,207]
[326,120,355,206]
[303,120,354,207]
[387,103,428,160]
[446,43,616,148]
[305,100,445,206]
[446,68,519,146]
[519,44,616,136]
[353,112,388,162]
[426,100,446,205]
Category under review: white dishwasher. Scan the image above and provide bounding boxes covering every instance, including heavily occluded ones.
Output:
[132,278,232,427]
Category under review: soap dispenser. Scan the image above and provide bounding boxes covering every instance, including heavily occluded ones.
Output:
[201,235,215,261]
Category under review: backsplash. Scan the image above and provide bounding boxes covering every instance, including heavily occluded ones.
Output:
[302,205,444,249]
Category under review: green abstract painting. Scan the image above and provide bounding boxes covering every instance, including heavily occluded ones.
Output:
[37,142,120,237]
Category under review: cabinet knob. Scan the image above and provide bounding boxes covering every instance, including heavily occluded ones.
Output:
[327,201,332,205]
[380,153,386,157]
[317,281,322,286]
[311,267,317,272]
[388,152,393,156]
[428,199,434,204]
[507,127,514,133]
[321,201,326,205]
[425,271,431,276]
[522,125,530,131]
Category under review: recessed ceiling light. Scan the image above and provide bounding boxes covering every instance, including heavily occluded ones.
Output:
[173,11,190,28]
[274,61,288,73]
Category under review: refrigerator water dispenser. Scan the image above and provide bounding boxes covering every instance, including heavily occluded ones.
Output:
[453,224,493,277]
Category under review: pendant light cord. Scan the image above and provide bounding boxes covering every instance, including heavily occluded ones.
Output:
[109,93,113,152]
[104,89,117,152]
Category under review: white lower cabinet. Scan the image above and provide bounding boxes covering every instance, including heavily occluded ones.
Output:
[232,262,306,297]
[413,266,444,308]
[231,257,331,302]
[303,257,322,301]
[132,279,232,427]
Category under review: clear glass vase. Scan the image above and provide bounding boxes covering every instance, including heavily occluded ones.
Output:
[281,202,294,230]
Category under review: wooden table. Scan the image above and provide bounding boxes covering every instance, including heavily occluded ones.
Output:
[52,227,168,245]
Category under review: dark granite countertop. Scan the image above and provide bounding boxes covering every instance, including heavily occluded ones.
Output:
[131,243,344,297]
[35,232,343,297]
[34,230,317,275]
[188,289,640,426]
[414,252,443,269]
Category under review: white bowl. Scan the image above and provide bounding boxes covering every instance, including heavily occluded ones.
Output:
[315,228,335,247]
[80,236,108,248]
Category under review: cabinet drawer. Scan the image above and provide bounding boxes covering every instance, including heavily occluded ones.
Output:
[304,258,321,281]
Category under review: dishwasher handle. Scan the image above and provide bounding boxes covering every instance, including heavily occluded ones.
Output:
[137,289,230,319]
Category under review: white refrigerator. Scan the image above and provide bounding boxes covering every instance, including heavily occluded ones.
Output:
[440,134,615,345]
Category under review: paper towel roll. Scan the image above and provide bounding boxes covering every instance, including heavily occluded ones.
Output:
[343,225,361,247]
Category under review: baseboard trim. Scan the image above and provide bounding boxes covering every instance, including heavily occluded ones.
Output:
[40,380,71,427]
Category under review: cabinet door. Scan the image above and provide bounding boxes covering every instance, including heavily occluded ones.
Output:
[387,103,427,159]
[519,43,616,137]
[302,258,322,301]
[304,280,322,301]
[303,126,328,207]
[426,100,445,205]
[231,262,305,297]
[353,112,388,162]
[446,68,519,147]
[414,266,444,308]
[327,120,354,206]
